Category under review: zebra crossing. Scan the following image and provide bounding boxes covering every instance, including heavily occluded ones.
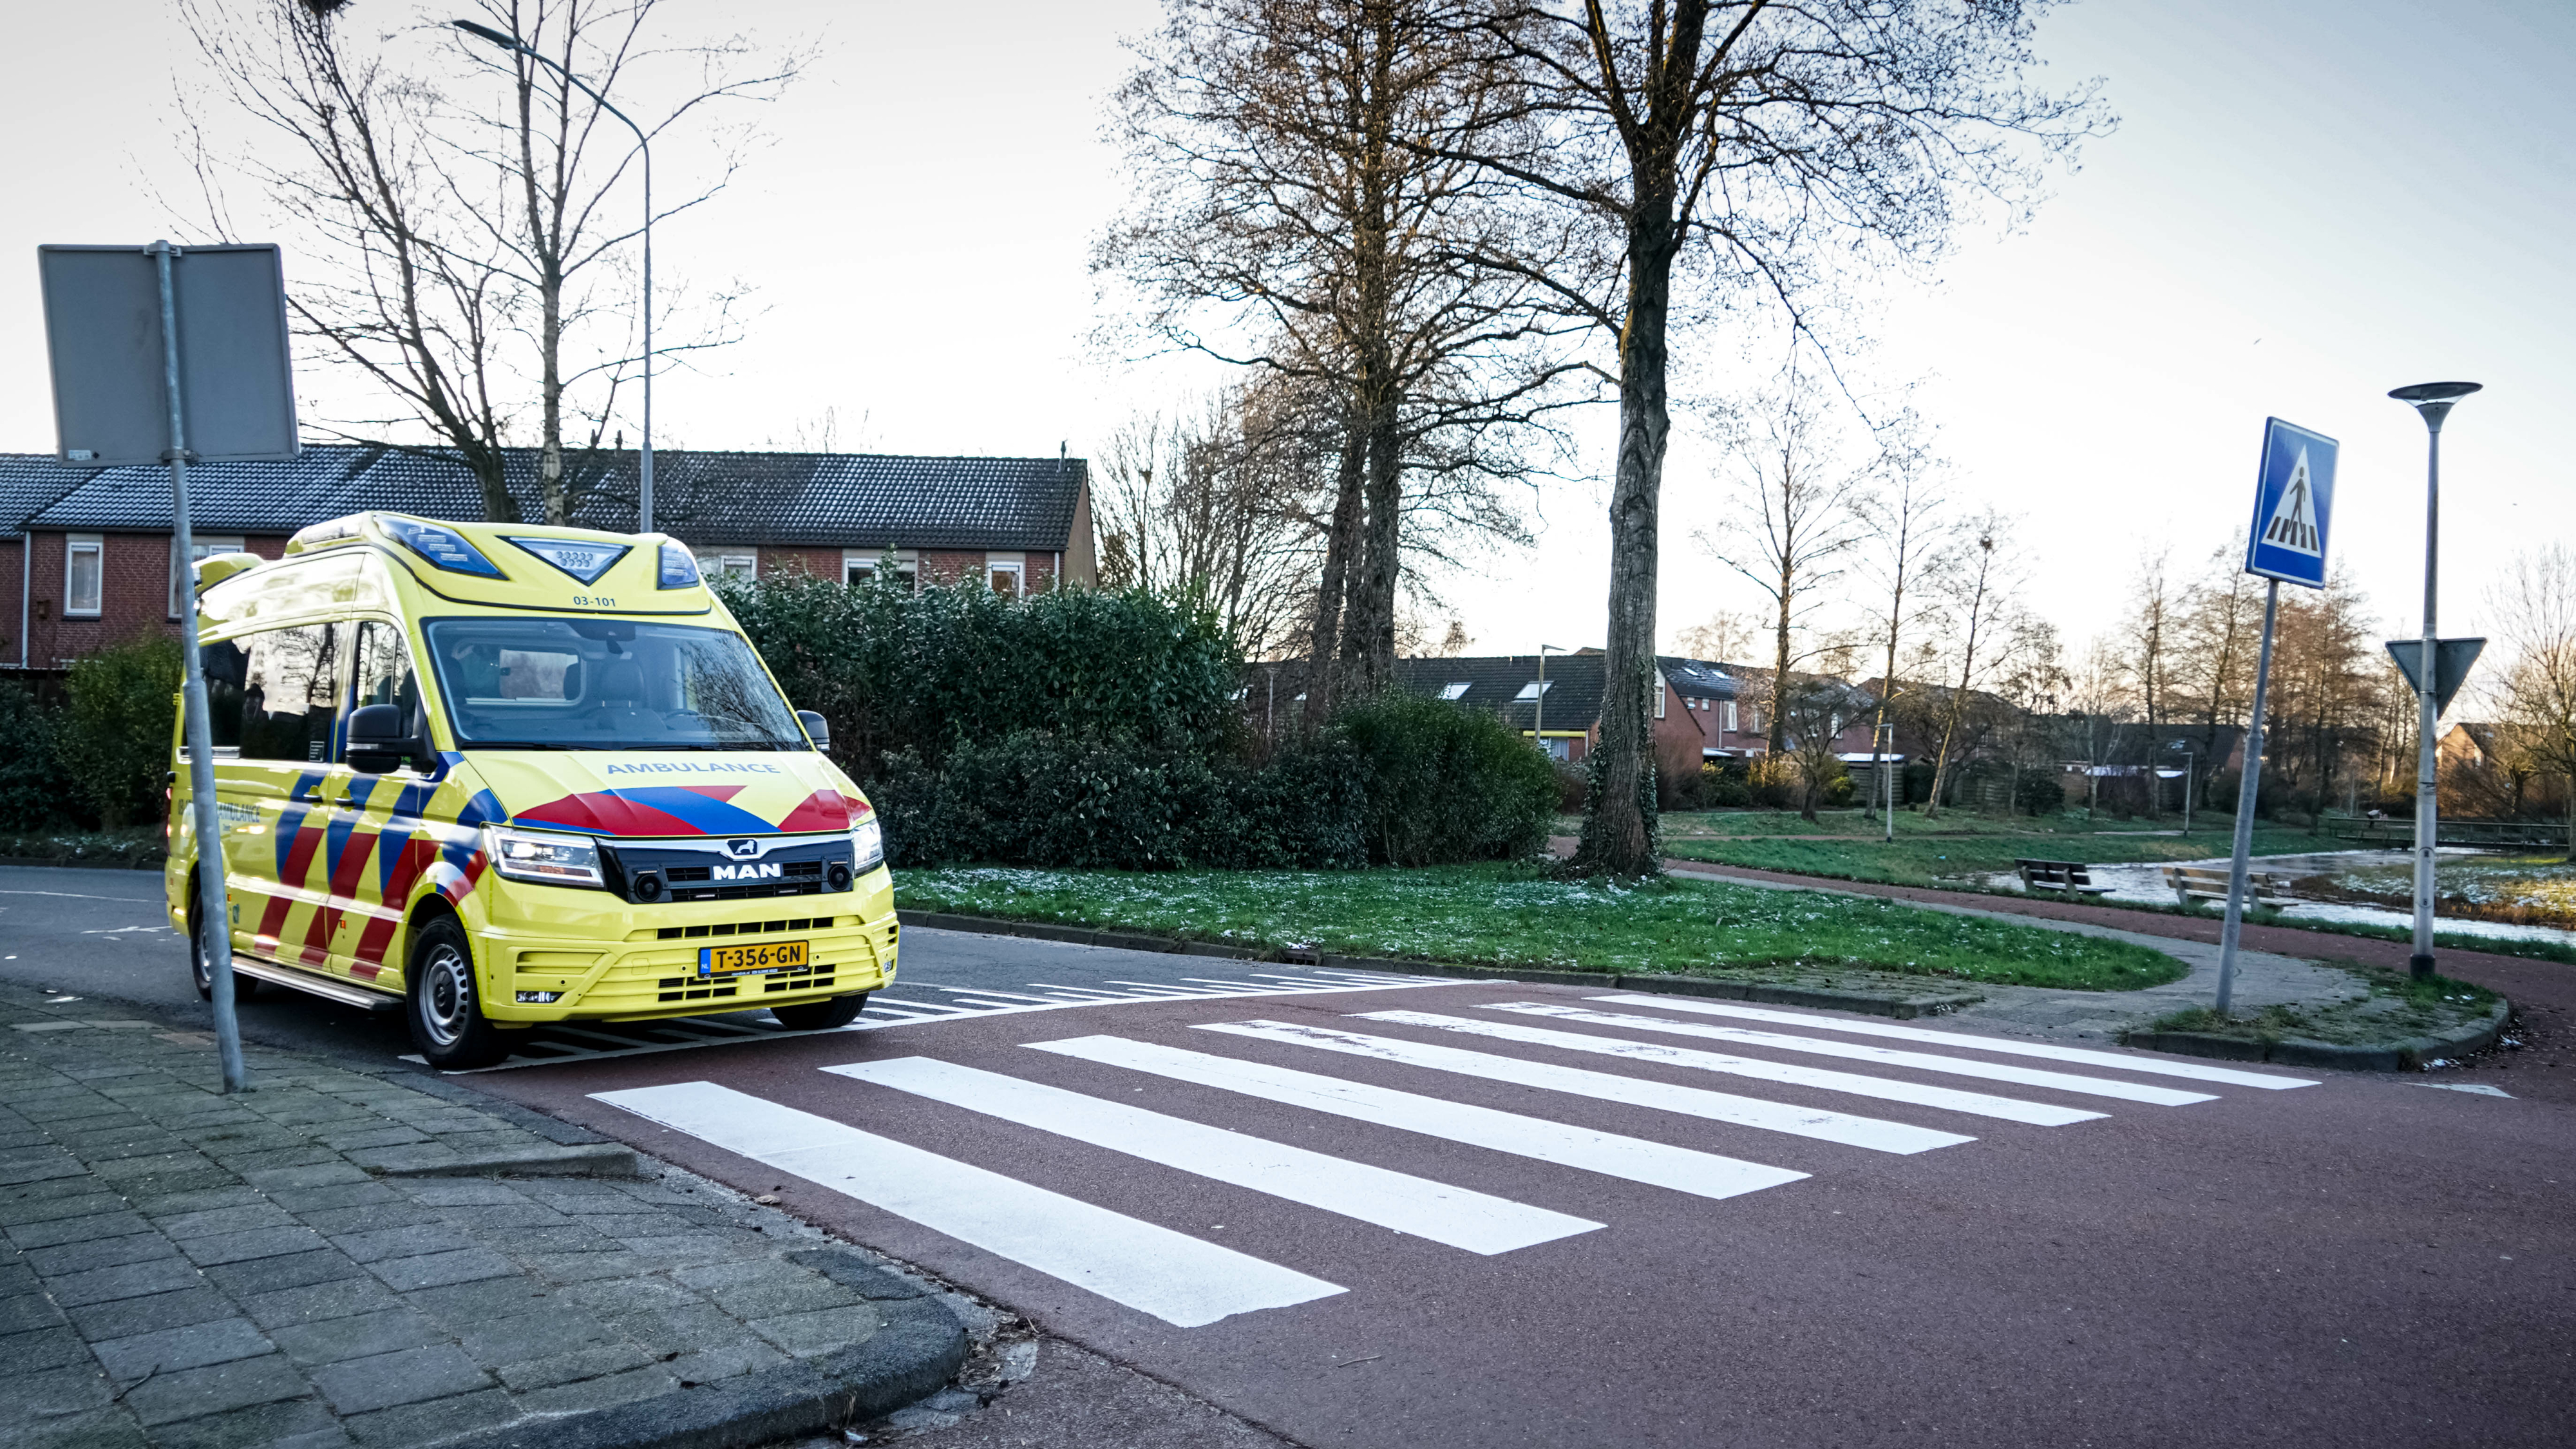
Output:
[433,967,1445,1071]
[592,995,2319,1329]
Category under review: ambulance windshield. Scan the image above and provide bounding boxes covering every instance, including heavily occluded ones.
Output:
[422,618,807,751]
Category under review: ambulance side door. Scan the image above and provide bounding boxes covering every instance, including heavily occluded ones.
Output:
[332,619,435,987]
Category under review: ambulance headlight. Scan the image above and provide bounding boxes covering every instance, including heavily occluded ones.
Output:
[485,827,605,888]
[849,819,884,874]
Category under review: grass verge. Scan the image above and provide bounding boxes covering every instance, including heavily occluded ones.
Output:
[2145,964,2499,1046]
[0,828,164,866]
[895,861,2186,992]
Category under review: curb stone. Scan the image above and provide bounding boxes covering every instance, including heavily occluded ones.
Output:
[895,910,1980,1019]
[0,852,165,870]
[442,1249,969,1449]
[2122,1000,2512,1072]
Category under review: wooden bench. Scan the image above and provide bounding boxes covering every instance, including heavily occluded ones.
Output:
[2015,859,2116,896]
[2162,866,2297,910]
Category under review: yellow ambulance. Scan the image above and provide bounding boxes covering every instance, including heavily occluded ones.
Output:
[164,512,895,1068]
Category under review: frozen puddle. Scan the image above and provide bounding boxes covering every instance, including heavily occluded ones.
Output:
[1966,849,2576,949]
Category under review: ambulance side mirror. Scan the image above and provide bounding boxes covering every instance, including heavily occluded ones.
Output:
[797,710,831,753]
[347,703,421,775]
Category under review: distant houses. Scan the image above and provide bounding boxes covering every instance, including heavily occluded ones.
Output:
[0,446,1096,668]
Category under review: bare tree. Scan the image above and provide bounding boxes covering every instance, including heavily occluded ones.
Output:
[1099,0,1587,725]
[1922,512,2024,818]
[2171,532,2260,802]
[1699,368,1870,761]
[1851,415,1951,816]
[2065,633,2133,820]
[1419,0,2104,874]
[1670,607,1757,663]
[1095,383,1329,659]
[180,0,799,522]
[1774,674,1859,823]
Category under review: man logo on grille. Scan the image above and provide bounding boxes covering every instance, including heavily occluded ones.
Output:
[728,838,761,858]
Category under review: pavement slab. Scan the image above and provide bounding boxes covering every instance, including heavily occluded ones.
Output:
[0,981,963,1448]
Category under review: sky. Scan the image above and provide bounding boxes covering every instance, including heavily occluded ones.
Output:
[2,1,2568,659]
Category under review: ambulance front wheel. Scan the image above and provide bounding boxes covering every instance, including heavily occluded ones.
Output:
[406,916,509,1070]
[770,994,869,1031]
[186,886,259,1003]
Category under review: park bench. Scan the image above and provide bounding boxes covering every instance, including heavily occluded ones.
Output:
[2014,859,2116,896]
[2161,865,2297,911]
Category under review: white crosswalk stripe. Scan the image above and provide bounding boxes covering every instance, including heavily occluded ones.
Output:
[1477,1003,2220,1106]
[592,1080,1345,1327]
[1584,997,2320,1089]
[824,1057,1602,1255]
[1193,1020,1977,1154]
[595,992,2308,1332]
[1354,1010,2107,1127]
[1026,1034,1807,1201]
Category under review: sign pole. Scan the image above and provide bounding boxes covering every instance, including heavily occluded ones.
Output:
[151,241,249,1095]
[2384,383,2481,980]
[2215,580,2281,1016]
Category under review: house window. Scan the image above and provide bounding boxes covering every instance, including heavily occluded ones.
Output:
[1655,681,1667,719]
[1723,701,1738,733]
[1537,736,1571,762]
[1439,682,1471,701]
[710,553,757,579]
[844,549,916,589]
[64,536,103,618]
[1513,679,1553,701]
[171,535,244,618]
[987,551,1026,597]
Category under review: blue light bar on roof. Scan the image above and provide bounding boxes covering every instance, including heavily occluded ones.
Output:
[380,516,506,578]
[658,541,701,589]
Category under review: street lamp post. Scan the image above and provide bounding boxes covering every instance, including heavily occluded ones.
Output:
[1535,645,1567,760]
[452,20,655,531]
[2389,381,2483,982]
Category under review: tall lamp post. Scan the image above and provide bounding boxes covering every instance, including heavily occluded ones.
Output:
[2389,381,2481,981]
[451,20,656,531]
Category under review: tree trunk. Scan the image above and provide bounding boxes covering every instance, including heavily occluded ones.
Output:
[1573,208,1676,877]
[1301,424,1367,730]
[1340,386,1403,701]
[1767,580,1792,759]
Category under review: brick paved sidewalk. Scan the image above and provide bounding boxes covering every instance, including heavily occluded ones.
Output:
[0,985,962,1448]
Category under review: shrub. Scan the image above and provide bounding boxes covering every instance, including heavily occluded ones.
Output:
[717,574,1241,771]
[0,681,80,830]
[875,730,1365,871]
[1747,756,1800,810]
[1703,763,1751,808]
[58,639,181,829]
[2014,769,2067,817]
[1552,761,1589,814]
[1338,691,1560,866]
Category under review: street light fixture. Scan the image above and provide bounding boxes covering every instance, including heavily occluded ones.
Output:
[2389,379,2483,982]
[451,19,657,531]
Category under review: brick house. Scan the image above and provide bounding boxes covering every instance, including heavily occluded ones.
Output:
[0,445,1095,668]
[1386,652,1765,778]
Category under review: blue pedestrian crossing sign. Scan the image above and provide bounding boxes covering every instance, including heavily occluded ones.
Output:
[2243,419,2338,589]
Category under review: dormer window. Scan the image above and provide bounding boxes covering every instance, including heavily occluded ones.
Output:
[1439,682,1471,700]
[1514,679,1553,701]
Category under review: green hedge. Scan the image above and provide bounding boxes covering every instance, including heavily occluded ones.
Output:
[717,574,1240,768]
[873,731,1367,871]
[0,640,181,831]
[1338,691,1558,866]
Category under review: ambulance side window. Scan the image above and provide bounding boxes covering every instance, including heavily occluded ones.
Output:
[238,624,346,764]
[197,639,246,753]
[350,622,422,730]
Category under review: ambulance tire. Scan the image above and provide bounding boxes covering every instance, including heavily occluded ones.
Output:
[770,994,869,1031]
[186,888,259,1003]
[405,916,510,1070]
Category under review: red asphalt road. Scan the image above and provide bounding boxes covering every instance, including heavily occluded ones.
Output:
[471,980,2575,1449]
[1660,858,2576,1103]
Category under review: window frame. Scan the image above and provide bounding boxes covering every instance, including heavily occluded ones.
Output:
[1513,679,1553,701]
[63,535,104,618]
[170,535,246,620]
[710,553,757,580]
[987,555,1025,597]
